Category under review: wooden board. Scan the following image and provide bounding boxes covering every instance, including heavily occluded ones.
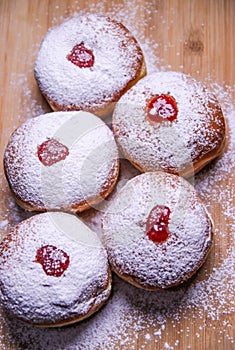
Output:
[0,1,234,349]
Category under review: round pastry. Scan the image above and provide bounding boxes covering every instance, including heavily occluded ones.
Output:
[112,71,226,178]
[34,14,146,118]
[102,172,213,290]
[0,212,111,327]
[4,111,119,212]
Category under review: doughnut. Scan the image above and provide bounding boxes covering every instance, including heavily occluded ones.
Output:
[102,172,213,290]
[4,111,119,212]
[112,71,226,177]
[34,14,146,118]
[0,212,111,327]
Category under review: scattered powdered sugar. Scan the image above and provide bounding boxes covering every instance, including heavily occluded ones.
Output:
[9,73,48,123]
[0,1,234,349]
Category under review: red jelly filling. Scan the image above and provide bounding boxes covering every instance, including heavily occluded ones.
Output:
[146,205,171,243]
[36,245,70,277]
[37,138,69,166]
[67,42,95,68]
[146,94,178,123]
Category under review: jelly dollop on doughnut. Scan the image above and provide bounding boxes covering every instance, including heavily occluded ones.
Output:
[146,205,171,243]
[67,42,95,68]
[37,138,69,166]
[146,94,178,123]
[35,245,70,277]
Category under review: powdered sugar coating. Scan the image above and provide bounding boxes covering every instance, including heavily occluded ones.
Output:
[0,212,111,326]
[4,111,119,212]
[102,172,213,289]
[113,71,226,177]
[34,14,145,116]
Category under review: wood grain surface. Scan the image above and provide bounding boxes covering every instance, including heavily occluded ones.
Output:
[0,1,234,349]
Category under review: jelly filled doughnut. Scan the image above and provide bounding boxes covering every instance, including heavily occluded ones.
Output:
[112,71,226,177]
[34,14,146,118]
[0,212,111,326]
[4,111,119,213]
[102,172,213,290]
